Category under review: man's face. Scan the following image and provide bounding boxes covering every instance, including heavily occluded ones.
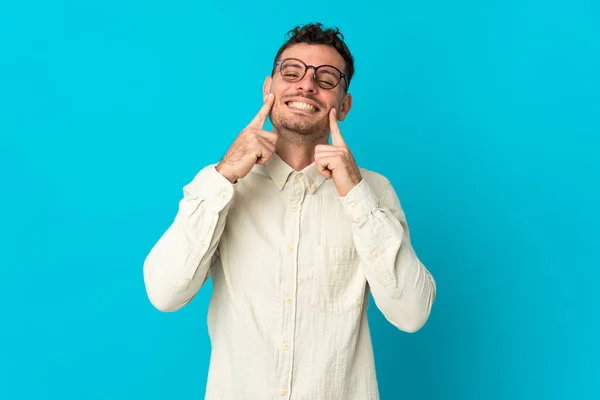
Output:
[264,43,352,139]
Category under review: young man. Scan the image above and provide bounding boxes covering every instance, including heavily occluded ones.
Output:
[144,23,436,400]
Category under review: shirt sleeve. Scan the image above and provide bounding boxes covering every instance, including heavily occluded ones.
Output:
[339,178,436,332]
[143,165,234,312]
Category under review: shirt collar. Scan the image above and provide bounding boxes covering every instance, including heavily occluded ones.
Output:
[251,153,327,193]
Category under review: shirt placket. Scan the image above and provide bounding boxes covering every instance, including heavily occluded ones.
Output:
[279,171,306,399]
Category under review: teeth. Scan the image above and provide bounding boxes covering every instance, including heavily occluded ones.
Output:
[289,101,316,111]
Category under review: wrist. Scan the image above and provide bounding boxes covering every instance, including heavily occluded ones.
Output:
[216,162,238,184]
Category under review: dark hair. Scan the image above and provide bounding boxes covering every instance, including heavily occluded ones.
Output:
[273,23,355,90]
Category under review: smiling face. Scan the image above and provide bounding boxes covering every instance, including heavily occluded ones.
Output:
[264,43,352,141]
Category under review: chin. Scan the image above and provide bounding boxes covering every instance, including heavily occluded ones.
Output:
[273,111,327,136]
[283,119,326,136]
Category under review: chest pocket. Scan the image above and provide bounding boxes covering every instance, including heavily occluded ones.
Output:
[310,246,366,315]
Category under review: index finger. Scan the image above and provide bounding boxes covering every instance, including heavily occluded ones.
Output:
[329,108,346,147]
[248,93,275,129]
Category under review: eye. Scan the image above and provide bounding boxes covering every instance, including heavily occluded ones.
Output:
[280,60,305,80]
[316,69,339,88]
[317,77,336,87]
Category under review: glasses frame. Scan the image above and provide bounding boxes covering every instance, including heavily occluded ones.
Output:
[273,58,348,90]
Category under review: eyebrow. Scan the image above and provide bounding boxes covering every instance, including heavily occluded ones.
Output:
[284,61,304,68]
[317,69,338,76]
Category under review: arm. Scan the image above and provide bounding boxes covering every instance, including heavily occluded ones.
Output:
[144,94,277,312]
[143,165,234,312]
[340,179,436,333]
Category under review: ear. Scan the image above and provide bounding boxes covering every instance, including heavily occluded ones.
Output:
[263,76,273,100]
[336,93,352,121]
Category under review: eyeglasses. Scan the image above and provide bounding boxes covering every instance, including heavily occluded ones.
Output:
[273,58,348,90]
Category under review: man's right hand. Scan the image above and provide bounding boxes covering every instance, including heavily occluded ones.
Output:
[216,93,277,183]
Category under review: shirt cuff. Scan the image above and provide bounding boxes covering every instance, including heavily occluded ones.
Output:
[339,179,379,222]
[183,165,235,211]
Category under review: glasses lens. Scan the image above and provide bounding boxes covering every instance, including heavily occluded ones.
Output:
[280,59,306,82]
[315,66,341,89]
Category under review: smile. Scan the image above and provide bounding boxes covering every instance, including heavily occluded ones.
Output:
[286,101,319,112]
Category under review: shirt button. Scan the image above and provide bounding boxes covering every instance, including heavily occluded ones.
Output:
[220,192,227,199]
[372,250,379,258]
[281,388,287,396]
[287,247,294,253]
[295,174,302,181]
[283,342,289,350]
[285,296,292,303]
[278,179,284,185]
[200,240,206,248]
[350,202,357,208]
[291,205,297,212]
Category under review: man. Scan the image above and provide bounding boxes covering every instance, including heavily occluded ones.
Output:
[144,23,436,400]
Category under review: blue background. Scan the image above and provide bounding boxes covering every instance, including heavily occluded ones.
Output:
[1,0,599,399]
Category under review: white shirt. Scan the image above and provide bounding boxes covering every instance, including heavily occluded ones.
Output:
[143,153,436,400]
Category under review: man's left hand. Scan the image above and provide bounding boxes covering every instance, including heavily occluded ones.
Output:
[314,108,362,197]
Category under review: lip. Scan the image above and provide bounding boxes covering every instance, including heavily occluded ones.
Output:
[284,97,321,112]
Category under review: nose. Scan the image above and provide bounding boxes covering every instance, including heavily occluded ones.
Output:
[295,68,319,93]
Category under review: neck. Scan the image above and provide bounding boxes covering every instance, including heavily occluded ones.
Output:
[273,127,329,171]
